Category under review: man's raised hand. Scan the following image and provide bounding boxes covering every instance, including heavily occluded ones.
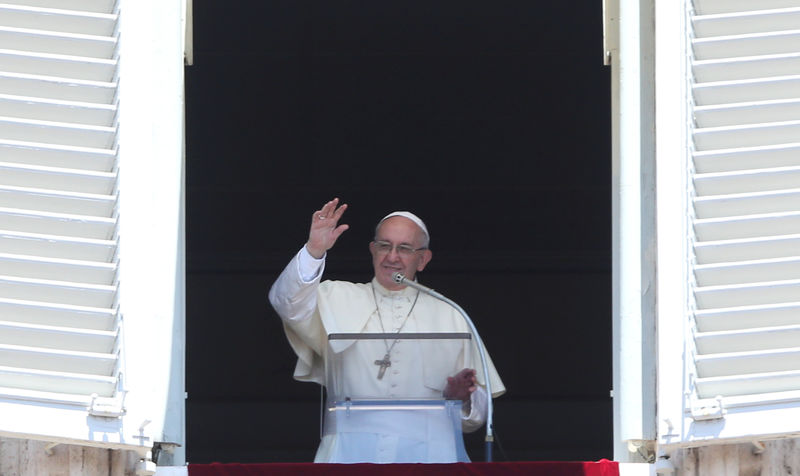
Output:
[306,198,349,259]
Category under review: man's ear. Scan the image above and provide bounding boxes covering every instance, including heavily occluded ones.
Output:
[417,249,433,272]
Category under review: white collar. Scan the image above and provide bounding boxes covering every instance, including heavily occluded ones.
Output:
[371,277,419,300]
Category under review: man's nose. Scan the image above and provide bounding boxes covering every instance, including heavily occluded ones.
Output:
[385,247,402,260]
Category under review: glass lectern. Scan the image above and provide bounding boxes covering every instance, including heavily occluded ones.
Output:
[322,332,474,463]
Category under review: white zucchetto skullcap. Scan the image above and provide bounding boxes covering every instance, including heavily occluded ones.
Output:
[379,211,429,242]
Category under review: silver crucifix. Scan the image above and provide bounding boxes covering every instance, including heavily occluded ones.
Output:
[374,353,391,379]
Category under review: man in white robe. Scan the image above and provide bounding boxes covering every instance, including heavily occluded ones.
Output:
[269,198,505,463]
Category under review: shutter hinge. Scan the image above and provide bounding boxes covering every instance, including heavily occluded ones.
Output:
[690,395,725,421]
[88,392,127,418]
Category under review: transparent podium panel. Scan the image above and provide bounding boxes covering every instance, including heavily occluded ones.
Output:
[323,332,474,463]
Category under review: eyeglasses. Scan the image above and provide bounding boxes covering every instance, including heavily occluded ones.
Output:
[372,240,427,256]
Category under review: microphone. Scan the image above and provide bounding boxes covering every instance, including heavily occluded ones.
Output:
[392,273,445,300]
[391,271,496,461]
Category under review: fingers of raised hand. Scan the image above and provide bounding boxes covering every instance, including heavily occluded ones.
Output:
[331,223,350,240]
[313,198,347,224]
[332,201,347,219]
[313,201,332,222]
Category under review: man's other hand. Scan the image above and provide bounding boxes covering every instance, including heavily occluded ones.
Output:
[443,368,478,402]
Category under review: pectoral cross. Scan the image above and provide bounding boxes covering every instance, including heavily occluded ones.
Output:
[374,353,391,379]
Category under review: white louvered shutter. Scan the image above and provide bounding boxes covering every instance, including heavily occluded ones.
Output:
[0,0,187,461]
[662,0,800,445]
[0,0,123,413]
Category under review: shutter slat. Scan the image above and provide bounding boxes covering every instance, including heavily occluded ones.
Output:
[0,275,115,307]
[696,348,800,377]
[695,279,800,309]
[696,325,800,353]
[694,188,800,218]
[0,140,115,171]
[0,0,117,14]
[694,75,800,105]
[0,93,116,126]
[0,72,116,103]
[696,370,800,398]
[694,120,800,150]
[0,253,116,285]
[695,234,800,263]
[693,8,800,37]
[0,161,116,194]
[0,27,116,58]
[0,367,115,397]
[694,211,800,241]
[695,99,800,128]
[0,231,115,262]
[0,186,115,216]
[0,4,117,36]
[695,0,800,16]
[694,53,800,83]
[696,302,800,332]
[693,30,800,60]
[694,142,800,173]
[0,297,116,331]
[0,344,115,374]
[0,48,116,82]
[0,116,115,148]
[695,256,800,286]
[694,166,800,195]
[0,208,117,242]
[0,320,116,353]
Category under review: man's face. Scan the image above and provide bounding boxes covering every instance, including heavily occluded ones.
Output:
[370,216,432,290]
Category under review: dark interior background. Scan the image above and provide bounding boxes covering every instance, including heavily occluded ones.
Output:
[185,1,612,463]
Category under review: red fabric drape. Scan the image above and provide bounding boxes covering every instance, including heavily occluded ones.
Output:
[189,460,619,476]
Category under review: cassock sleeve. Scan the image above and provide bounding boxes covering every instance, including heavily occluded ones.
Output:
[461,386,488,433]
[268,246,325,322]
[268,246,328,384]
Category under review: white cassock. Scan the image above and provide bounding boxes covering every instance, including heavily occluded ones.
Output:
[268,247,506,463]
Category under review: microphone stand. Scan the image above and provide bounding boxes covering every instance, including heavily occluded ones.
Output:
[393,273,495,462]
